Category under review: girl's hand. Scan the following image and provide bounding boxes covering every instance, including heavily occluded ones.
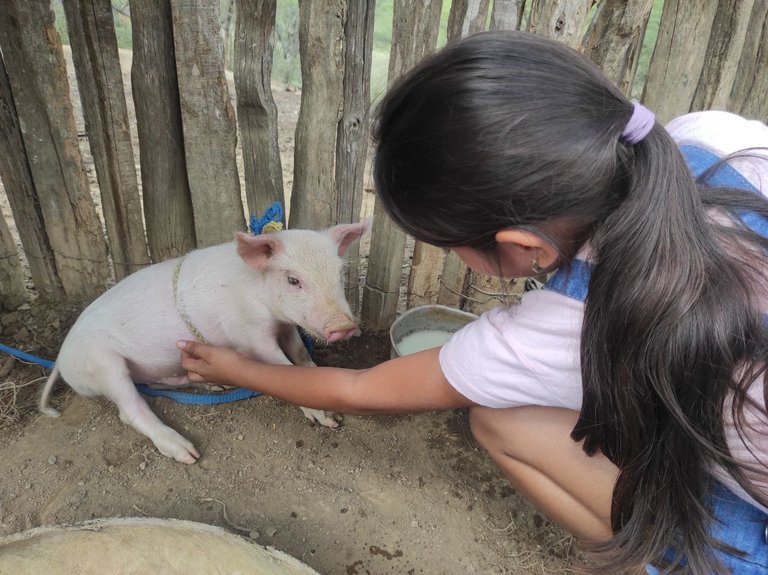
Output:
[177,340,248,387]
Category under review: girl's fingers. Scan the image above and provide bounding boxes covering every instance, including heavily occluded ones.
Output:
[177,340,208,358]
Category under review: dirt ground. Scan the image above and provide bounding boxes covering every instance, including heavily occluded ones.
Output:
[0,48,579,574]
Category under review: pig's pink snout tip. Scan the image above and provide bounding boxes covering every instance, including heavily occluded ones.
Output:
[325,327,361,343]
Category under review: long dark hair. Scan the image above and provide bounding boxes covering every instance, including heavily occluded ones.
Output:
[373,30,768,573]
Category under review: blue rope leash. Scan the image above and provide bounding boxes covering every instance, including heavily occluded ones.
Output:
[0,342,55,370]
[0,342,261,405]
[0,202,309,406]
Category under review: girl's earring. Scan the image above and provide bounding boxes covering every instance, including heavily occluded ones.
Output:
[531,256,544,275]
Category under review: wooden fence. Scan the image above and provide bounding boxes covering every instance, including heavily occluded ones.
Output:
[0,0,766,331]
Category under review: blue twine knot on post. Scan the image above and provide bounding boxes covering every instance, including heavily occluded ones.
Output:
[249,201,284,235]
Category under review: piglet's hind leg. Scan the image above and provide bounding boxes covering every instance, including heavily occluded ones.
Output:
[88,353,200,464]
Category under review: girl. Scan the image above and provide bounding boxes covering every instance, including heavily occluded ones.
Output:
[179,31,768,573]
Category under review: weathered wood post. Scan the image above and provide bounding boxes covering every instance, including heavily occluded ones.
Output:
[447,0,491,37]
[0,0,109,301]
[234,0,286,221]
[582,0,654,95]
[490,0,523,31]
[729,1,768,122]
[289,0,346,230]
[0,53,62,299]
[336,0,376,314]
[171,0,244,247]
[526,0,592,48]
[642,0,719,124]
[361,0,443,331]
[131,0,196,262]
[0,210,26,310]
[407,0,492,310]
[434,0,522,310]
[691,0,755,112]
[63,0,150,280]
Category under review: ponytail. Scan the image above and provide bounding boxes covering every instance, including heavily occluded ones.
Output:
[575,125,768,573]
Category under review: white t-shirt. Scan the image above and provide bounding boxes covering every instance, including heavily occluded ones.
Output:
[439,110,768,512]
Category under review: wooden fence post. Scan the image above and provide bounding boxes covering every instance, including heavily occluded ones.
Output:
[447,0,491,38]
[641,0,719,124]
[729,1,768,122]
[131,0,196,262]
[527,0,592,49]
[234,0,285,222]
[0,53,62,298]
[0,0,109,301]
[436,0,525,315]
[406,0,492,311]
[692,0,755,112]
[63,0,150,280]
[0,210,26,310]
[171,0,244,247]
[490,0,523,30]
[336,0,376,314]
[361,0,443,331]
[582,0,654,95]
[289,0,346,230]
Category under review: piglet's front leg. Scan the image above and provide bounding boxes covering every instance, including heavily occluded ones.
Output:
[277,325,342,429]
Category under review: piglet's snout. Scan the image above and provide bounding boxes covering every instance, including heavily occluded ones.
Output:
[323,317,360,343]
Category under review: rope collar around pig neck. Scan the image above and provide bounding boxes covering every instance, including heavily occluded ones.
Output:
[173,255,209,345]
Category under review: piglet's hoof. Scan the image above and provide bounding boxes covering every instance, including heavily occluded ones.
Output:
[299,406,342,428]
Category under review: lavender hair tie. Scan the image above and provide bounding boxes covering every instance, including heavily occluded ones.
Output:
[621,100,655,144]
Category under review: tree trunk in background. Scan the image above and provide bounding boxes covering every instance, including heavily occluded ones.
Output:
[642,0,719,124]
[336,0,376,314]
[490,0,522,30]
[0,208,26,310]
[692,0,754,112]
[527,0,592,49]
[582,0,653,96]
[0,53,61,298]
[131,0,195,262]
[447,0,491,41]
[289,0,346,230]
[234,0,285,221]
[0,0,109,301]
[362,0,443,331]
[730,1,768,122]
[63,0,150,281]
[171,0,244,247]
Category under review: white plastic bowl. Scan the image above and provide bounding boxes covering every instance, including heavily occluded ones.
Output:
[389,304,478,358]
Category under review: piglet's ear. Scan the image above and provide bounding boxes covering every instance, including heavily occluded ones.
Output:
[236,232,283,270]
[328,219,371,257]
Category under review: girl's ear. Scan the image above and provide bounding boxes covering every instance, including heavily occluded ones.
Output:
[236,232,283,269]
[327,219,371,256]
[495,228,559,270]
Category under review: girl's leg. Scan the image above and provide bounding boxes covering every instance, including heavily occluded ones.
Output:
[469,405,618,542]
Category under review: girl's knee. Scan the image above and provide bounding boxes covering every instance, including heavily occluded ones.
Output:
[468,405,510,450]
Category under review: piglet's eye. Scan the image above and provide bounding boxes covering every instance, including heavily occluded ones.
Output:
[287,276,300,287]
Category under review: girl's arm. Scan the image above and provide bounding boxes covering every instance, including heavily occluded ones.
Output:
[178,340,473,415]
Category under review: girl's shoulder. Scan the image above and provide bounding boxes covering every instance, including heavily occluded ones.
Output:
[666,110,768,152]
[666,111,768,195]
